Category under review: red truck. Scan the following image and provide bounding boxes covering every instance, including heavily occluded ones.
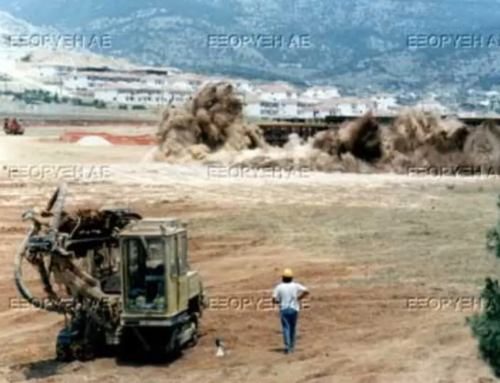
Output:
[3,118,25,135]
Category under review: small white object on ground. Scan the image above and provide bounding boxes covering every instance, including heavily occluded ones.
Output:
[76,135,112,146]
[215,338,225,357]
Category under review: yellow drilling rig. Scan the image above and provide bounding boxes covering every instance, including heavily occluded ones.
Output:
[14,182,207,362]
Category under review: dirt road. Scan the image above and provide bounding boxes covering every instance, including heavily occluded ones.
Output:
[0,128,498,382]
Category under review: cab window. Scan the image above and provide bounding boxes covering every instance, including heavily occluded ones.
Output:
[168,236,178,276]
[177,233,188,274]
[125,237,166,311]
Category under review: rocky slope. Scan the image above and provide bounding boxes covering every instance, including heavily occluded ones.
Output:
[3,0,500,91]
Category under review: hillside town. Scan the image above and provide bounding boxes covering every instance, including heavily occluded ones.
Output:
[1,60,499,119]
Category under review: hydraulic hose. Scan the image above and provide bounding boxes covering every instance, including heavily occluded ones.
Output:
[14,225,62,312]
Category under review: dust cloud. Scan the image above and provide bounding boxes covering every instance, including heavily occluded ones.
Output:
[155,83,500,174]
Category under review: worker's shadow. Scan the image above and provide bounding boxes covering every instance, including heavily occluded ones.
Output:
[115,332,207,366]
[15,352,182,379]
[114,352,184,367]
[269,347,286,353]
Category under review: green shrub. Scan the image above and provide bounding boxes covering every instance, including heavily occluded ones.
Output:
[468,195,500,377]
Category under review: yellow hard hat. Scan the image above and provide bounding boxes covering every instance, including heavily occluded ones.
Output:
[283,268,293,278]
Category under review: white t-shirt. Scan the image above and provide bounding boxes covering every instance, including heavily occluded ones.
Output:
[272,281,308,311]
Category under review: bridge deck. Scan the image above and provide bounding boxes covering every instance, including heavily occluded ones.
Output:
[2,112,499,147]
[256,116,500,146]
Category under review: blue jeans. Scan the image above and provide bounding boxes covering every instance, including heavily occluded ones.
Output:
[280,308,298,352]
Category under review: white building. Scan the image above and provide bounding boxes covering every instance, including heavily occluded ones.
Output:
[243,94,320,119]
[64,71,143,90]
[414,98,449,114]
[243,94,262,117]
[163,86,192,105]
[297,97,320,118]
[197,77,255,96]
[259,94,280,117]
[234,79,254,93]
[244,94,283,118]
[306,97,376,117]
[372,93,398,113]
[93,85,163,106]
[168,73,205,89]
[304,99,333,118]
[93,84,191,107]
[144,75,168,88]
[166,79,195,93]
[302,86,340,100]
[129,66,171,76]
[256,82,299,101]
[28,63,75,79]
[279,98,299,116]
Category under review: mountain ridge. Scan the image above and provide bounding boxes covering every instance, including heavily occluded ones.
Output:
[2,1,500,92]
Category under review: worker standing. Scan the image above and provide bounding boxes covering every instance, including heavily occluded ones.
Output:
[272,268,309,354]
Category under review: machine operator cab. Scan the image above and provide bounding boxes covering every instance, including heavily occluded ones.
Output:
[119,218,190,318]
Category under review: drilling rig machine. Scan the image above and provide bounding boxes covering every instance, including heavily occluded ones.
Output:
[14,182,207,362]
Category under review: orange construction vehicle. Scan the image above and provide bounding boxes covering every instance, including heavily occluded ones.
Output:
[4,118,25,135]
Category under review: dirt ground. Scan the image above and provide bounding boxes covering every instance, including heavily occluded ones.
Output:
[0,126,500,382]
